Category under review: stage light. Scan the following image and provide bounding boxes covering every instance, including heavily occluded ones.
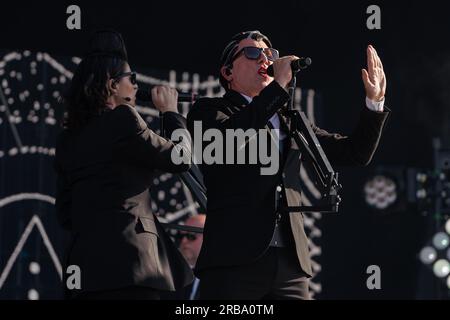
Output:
[419,222,450,292]
[432,259,450,278]
[416,173,428,184]
[420,246,437,265]
[29,262,40,275]
[432,232,450,250]
[445,219,450,235]
[416,189,427,200]
[364,175,398,210]
[27,289,39,300]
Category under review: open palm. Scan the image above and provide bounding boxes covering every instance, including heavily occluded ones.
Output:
[362,45,386,102]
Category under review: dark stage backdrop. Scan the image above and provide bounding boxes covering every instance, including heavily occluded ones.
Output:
[1,0,449,300]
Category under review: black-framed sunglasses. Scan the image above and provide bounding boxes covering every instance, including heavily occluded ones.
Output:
[230,46,279,65]
[112,71,137,85]
[178,233,198,241]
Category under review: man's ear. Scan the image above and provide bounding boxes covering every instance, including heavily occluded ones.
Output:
[220,66,232,81]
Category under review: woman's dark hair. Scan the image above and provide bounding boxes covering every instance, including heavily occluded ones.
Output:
[62,30,128,130]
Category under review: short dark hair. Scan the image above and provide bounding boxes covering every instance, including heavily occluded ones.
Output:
[62,30,128,131]
[219,30,272,90]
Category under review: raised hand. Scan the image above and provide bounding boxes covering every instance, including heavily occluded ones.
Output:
[362,45,386,102]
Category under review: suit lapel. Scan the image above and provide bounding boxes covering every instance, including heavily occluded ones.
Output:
[224,90,291,168]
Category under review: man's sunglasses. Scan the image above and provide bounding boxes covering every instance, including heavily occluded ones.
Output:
[112,71,137,85]
[229,46,279,65]
[178,233,198,241]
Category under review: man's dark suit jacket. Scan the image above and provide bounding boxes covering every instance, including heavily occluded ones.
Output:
[187,81,390,277]
[160,277,200,300]
[54,104,194,293]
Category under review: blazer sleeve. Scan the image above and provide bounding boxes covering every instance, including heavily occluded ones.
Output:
[54,133,72,231]
[187,81,290,132]
[111,104,191,173]
[312,106,391,166]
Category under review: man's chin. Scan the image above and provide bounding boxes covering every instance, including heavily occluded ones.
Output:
[261,76,273,86]
[258,78,273,91]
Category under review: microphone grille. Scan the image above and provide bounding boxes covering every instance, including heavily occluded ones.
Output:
[302,57,312,67]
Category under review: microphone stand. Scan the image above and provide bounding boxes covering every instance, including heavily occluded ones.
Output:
[279,71,342,213]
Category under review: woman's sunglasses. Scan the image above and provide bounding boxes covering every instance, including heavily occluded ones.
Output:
[178,233,198,241]
[229,46,279,65]
[112,71,137,85]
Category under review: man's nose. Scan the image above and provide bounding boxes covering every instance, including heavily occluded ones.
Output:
[258,51,269,65]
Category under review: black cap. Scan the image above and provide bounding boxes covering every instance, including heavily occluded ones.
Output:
[220,30,272,68]
[84,29,128,61]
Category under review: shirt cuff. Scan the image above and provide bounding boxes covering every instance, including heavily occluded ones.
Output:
[365,97,385,112]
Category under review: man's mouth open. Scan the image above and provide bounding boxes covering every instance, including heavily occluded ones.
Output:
[258,67,269,78]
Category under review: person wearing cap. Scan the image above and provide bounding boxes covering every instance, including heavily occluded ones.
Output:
[54,30,193,299]
[187,30,390,299]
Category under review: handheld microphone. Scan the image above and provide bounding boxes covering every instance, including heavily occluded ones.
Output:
[135,89,199,104]
[267,57,312,77]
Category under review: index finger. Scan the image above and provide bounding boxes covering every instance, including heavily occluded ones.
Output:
[151,86,159,100]
[373,47,383,70]
[367,46,375,72]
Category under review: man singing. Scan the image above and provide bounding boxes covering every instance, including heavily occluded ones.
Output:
[187,30,389,300]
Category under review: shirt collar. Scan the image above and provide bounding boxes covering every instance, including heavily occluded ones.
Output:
[240,93,253,103]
